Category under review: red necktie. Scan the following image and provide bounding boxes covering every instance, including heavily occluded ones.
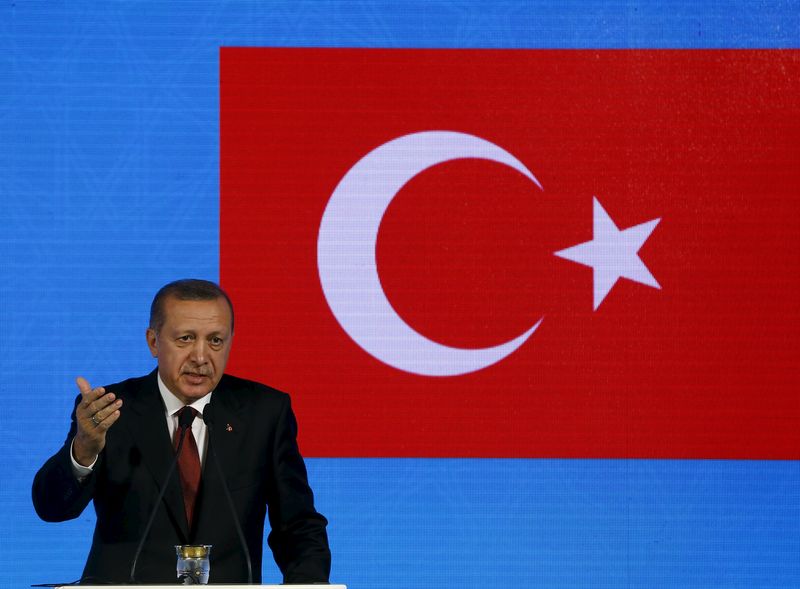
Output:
[174,407,201,529]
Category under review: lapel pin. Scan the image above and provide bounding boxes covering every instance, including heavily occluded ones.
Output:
[226,423,233,432]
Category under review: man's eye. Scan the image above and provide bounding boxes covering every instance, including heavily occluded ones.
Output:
[211,337,223,346]
[178,335,193,342]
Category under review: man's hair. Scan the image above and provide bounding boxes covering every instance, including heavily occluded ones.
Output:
[149,279,234,333]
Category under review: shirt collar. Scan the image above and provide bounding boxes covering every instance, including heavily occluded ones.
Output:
[157,372,213,418]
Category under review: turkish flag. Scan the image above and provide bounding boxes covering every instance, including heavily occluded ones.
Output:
[220,49,800,459]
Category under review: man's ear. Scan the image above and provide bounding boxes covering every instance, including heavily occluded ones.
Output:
[146,328,158,358]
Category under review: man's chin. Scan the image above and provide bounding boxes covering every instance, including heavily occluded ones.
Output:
[176,376,213,401]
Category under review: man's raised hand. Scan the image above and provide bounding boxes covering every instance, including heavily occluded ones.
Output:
[72,376,122,467]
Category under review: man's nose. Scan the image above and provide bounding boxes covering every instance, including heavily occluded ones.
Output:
[189,340,207,363]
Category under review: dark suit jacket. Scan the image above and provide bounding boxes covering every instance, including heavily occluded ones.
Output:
[32,370,330,584]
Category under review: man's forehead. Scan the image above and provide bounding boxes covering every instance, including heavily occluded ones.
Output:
[162,297,232,329]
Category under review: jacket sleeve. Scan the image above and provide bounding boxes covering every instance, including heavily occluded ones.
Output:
[31,395,97,522]
[265,394,331,584]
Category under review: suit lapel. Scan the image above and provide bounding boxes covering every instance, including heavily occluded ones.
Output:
[124,370,190,541]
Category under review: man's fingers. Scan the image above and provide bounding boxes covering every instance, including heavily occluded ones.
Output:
[95,408,121,431]
[90,398,123,425]
[76,376,92,394]
[74,376,122,441]
[88,391,117,414]
[76,376,106,406]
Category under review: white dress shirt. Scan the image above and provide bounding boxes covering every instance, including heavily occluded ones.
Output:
[157,372,211,466]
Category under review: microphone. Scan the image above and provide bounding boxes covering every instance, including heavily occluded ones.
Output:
[128,407,196,584]
[203,402,253,584]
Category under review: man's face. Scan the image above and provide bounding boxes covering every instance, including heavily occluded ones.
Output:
[146,296,233,404]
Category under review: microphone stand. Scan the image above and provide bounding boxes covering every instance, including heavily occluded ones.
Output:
[128,409,195,584]
[203,403,253,584]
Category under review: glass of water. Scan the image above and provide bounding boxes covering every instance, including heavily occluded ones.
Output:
[176,544,212,585]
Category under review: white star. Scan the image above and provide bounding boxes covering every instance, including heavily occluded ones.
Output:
[554,197,660,310]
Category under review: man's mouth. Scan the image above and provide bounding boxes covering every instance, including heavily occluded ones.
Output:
[182,371,209,385]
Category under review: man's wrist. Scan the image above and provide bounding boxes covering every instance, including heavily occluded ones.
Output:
[70,438,97,479]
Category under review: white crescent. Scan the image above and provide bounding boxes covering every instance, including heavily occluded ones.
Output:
[317,131,544,377]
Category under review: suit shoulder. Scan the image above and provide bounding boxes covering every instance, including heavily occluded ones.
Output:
[101,371,157,398]
[218,373,290,403]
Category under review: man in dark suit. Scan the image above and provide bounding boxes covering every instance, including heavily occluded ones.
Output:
[32,279,331,584]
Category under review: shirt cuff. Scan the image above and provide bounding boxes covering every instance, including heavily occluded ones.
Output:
[69,438,97,480]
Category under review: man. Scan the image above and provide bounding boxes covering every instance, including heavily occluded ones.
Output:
[32,279,331,584]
